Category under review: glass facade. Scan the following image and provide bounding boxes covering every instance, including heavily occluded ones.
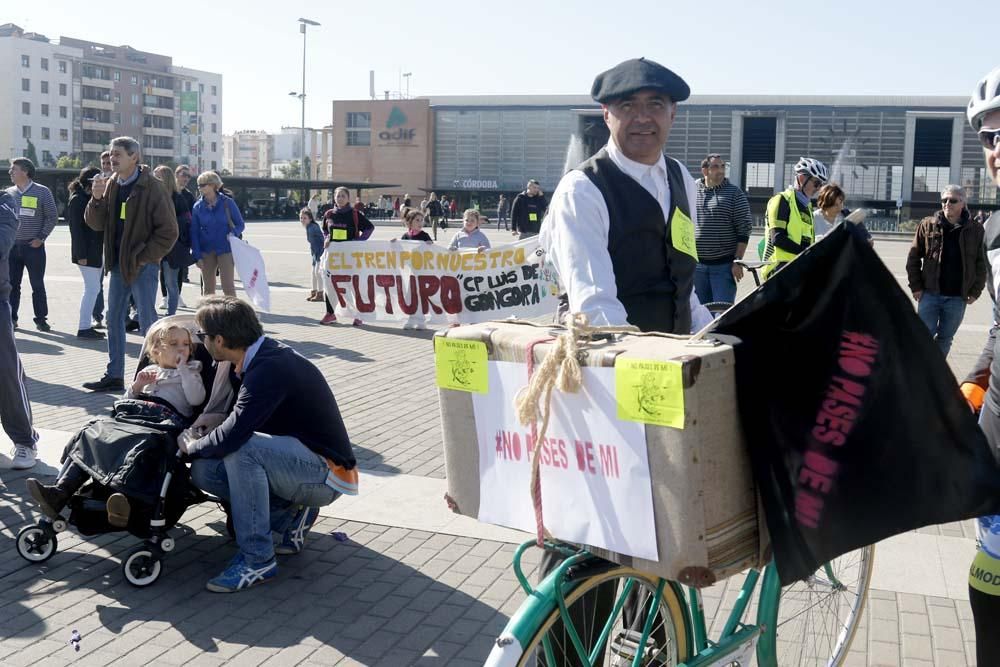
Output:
[434,108,575,192]
[429,99,999,211]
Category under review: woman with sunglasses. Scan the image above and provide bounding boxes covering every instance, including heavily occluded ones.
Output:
[904,184,986,358]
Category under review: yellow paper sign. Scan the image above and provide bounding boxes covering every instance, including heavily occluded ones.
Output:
[119,202,127,220]
[331,228,347,241]
[20,196,38,209]
[670,209,698,261]
[528,213,538,222]
[435,337,488,394]
[615,358,685,429]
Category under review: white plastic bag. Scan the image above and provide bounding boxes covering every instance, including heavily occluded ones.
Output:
[227,234,271,312]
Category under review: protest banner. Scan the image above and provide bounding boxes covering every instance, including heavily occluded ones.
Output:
[323,238,560,325]
[471,361,658,561]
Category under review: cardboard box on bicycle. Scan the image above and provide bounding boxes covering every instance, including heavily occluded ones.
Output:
[436,320,768,587]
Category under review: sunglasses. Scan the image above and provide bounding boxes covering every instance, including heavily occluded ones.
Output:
[979,127,1000,151]
[941,198,961,205]
[194,330,212,342]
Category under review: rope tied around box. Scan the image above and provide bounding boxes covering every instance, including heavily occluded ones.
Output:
[514,313,640,545]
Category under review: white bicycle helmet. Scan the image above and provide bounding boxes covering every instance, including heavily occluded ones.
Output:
[968,66,1000,131]
[793,157,829,184]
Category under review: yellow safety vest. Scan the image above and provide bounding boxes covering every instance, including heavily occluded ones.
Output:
[763,188,813,279]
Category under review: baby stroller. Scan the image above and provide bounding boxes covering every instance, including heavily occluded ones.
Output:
[14,315,239,587]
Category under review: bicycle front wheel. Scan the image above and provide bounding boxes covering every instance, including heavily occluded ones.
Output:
[516,566,690,667]
[758,545,875,666]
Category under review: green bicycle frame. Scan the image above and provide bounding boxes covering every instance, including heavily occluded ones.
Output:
[503,541,786,667]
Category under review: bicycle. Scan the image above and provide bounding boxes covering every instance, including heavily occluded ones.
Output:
[487,539,874,666]
[700,259,770,319]
[487,258,876,665]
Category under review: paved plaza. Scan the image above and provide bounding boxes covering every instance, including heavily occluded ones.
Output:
[0,220,992,665]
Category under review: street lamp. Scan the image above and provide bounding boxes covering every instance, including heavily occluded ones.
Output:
[297,17,320,185]
[402,72,412,99]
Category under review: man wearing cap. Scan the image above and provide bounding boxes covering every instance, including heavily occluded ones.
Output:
[541,57,699,334]
[510,179,548,238]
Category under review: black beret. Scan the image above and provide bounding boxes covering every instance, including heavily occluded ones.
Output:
[591,57,690,104]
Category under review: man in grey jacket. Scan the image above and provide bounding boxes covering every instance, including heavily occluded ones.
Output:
[0,191,39,469]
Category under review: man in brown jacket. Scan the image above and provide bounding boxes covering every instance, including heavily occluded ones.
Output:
[906,184,987,357]
[82,137,177,391]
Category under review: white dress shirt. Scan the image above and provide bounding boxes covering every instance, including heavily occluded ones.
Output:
[540,139,700,327]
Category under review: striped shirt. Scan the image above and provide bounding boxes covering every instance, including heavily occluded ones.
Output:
[6,181,58,242]
[694,177,752,264]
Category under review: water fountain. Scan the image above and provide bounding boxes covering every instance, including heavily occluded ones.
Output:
[562,134,587,175]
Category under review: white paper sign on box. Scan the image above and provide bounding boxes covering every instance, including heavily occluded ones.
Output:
[472,361,658,561]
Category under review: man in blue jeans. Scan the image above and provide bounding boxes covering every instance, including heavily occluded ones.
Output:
[906,184,987,357]
[179,296,358,593]
[82,137,177,392]
[693,154,752,305]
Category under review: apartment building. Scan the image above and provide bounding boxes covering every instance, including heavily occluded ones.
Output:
[0,23,222,169]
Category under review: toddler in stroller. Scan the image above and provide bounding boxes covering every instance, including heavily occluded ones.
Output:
[17,316,237,586]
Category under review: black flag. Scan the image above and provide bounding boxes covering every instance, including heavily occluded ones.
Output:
[714,224,1000,584]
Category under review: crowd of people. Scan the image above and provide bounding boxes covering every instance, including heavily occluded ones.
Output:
[6,60,1000,654]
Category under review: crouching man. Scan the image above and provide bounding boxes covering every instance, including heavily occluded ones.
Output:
[179,296,358,592]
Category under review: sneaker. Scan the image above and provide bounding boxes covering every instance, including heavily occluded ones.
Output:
[106,493,130,528]
[10,445,36,470]
[82,375,125,392]
[352,318,363,327]
[125,319,140,332]
[320,313,337,325]
[206,553,277,593]
[76,328,105,339]
[157,298,168,311]
[35,320,51,332]
[26,478,68,518]
[92,320,105,330]
[275,506,320,555]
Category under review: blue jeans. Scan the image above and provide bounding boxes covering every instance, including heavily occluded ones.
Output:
[917,292,967,357]
[9,242,47,324]
[694,263,737,304]
[106,263,159,379]
[189,433,340,565]
[160,261,181,316]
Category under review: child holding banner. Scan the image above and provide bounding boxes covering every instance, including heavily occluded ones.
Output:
[322,187,374,326]
[448,210,491,252]
[397,209,434,243]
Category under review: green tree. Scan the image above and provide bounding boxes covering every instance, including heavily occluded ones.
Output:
[56,155,82,170]
[24,139,38,166]
[277,160,301,179]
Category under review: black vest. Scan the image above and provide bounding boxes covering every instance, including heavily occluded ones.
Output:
[578,148,695,334]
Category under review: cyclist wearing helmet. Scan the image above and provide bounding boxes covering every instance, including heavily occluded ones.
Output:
[961,65,1000,665]
[761,156,828,279]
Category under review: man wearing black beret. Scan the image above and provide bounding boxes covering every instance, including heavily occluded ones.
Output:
[541,57,698,334]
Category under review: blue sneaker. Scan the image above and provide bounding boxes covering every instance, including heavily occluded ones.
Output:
[205,553,277,593]
[274,506,320,555]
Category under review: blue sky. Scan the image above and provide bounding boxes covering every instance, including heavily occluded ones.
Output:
[8,0,991,133]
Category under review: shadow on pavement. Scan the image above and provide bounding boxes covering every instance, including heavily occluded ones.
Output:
[0,481,506,664]
[273,338,373,363]
[24,376,117,413]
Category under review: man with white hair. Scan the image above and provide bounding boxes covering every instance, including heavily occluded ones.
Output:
[905,183,986,357]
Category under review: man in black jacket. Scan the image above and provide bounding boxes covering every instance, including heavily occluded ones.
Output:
[179,296,357,592]
[510,180,548,238]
